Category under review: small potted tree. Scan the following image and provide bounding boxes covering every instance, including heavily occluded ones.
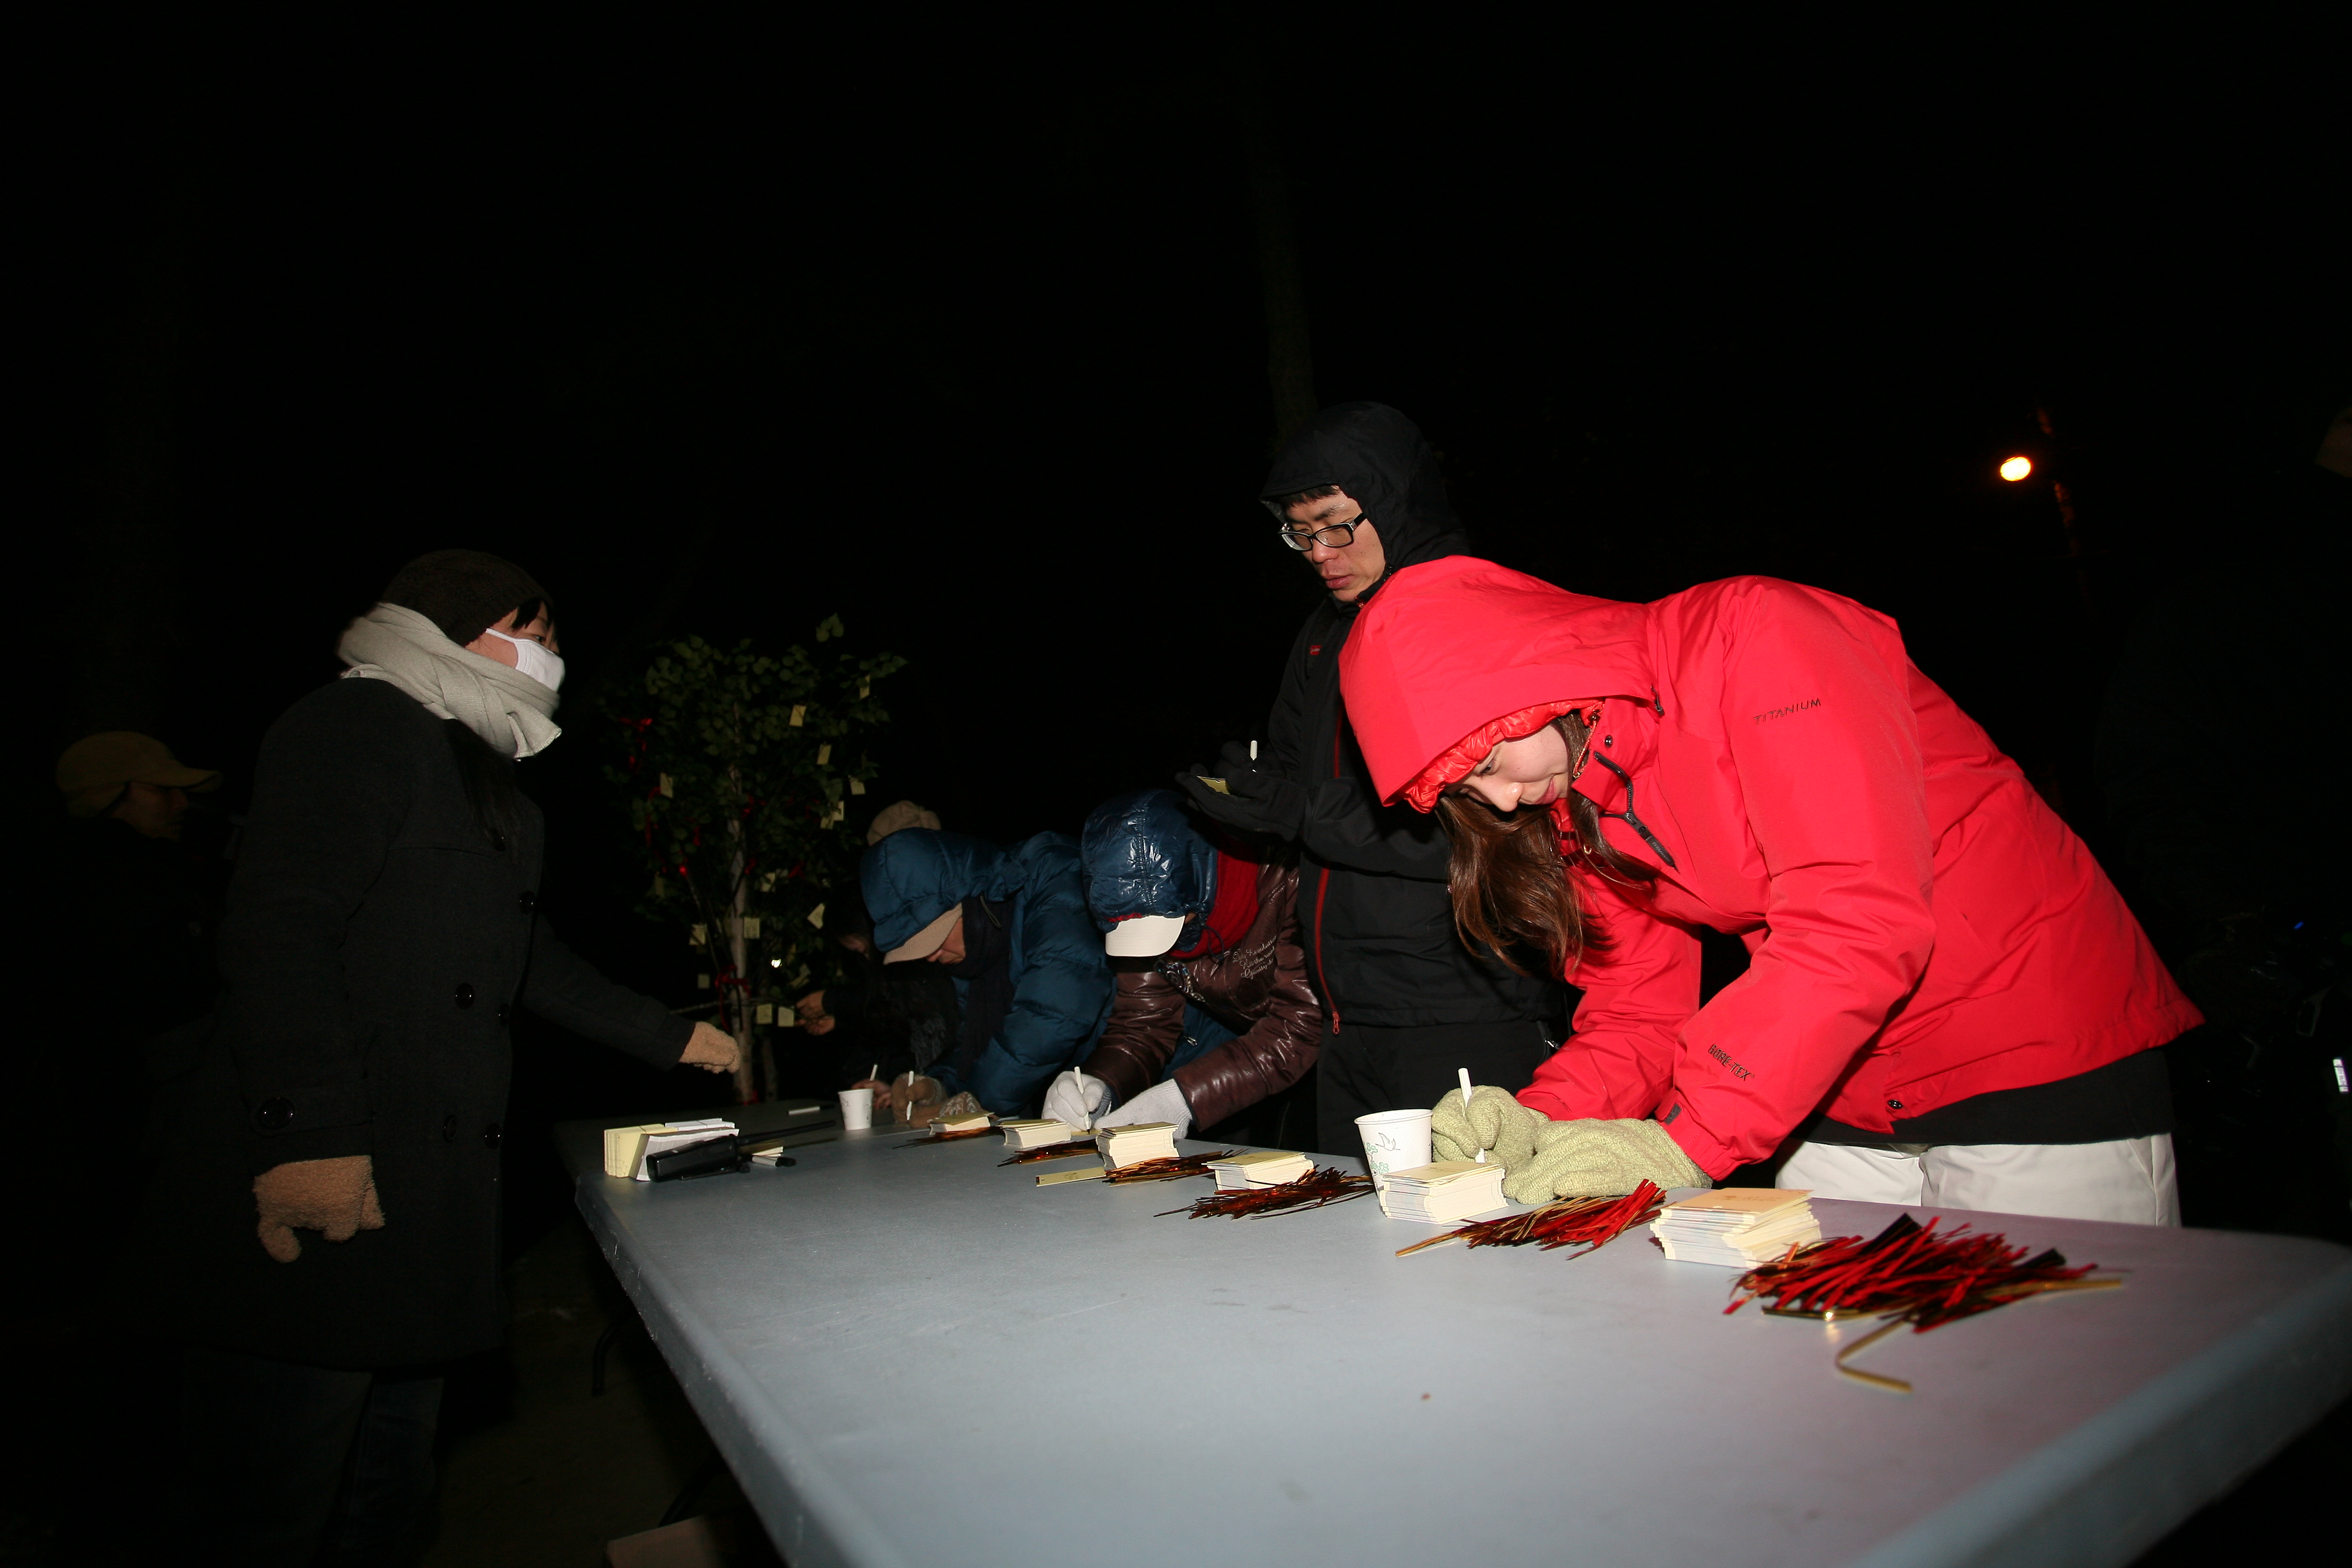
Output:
[606,616,905,1101]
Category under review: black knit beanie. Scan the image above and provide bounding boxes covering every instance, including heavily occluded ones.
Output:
[381,550,553,645]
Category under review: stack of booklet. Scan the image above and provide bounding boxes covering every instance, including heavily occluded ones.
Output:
[998,1118,1080,1149]
[1649,1188,1820,1266]
[934,1110,992,1135]
[1095,1122,1178,1168]
[602,1119,737,1180]
[1207,1151,1313,1191]
[1376,1160,1509,1224]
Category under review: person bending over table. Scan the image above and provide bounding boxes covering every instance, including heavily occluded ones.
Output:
[1330,555,2198,1222]
[856,827,1112,1120]
[1043,788,1321,1140]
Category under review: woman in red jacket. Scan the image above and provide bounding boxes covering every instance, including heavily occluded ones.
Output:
[1338,557,2197,1222]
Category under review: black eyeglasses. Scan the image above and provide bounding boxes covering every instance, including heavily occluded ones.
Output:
[1277,512,1365,552]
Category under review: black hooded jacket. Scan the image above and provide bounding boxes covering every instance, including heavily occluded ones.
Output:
[1259,403,1560,1029]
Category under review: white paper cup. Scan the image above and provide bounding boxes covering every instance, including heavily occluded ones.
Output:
[837,1088,874,1131]
[1355,1108,1433,1191]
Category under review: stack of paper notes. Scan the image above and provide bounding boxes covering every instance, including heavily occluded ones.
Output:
[1208,1151,1313,1191]
[1649,1188,1819,1266]
[1095,1122,1178,1168]
[1377,1160,1509,1224]
[999,1118,1080,1149]
[602,1119,737,1180]
[935,1110,992,1135]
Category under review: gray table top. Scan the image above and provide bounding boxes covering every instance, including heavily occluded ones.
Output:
[558,1111,2352,1568]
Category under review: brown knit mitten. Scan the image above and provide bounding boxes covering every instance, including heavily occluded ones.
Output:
[253,1156,386,1263]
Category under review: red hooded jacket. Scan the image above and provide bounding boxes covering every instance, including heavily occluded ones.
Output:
[1339,558,2198,1179]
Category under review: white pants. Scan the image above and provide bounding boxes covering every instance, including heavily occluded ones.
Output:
[1776,1134,2180,1226]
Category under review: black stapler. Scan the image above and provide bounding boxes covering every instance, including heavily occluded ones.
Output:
[646,1129,801,1181]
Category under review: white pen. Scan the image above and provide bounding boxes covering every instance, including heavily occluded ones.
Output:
[1459,1067,1485,1161]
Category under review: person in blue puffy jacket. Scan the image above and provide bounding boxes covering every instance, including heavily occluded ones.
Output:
[856,828,1113,1117]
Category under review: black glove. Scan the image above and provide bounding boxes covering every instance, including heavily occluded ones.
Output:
[1173,740,1307,839]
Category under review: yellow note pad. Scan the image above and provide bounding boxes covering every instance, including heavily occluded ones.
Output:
[1661,1188,1812,1217]
[601,1124,670,1179]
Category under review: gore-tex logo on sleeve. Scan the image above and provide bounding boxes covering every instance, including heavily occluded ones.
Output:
[1753,697,1822,724]
[1708,1044,1754,1080]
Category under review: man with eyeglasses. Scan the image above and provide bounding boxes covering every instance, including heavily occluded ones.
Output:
[1177,402,1564,1156]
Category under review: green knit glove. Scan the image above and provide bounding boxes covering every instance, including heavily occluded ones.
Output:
[1430,1086,1545,1170]
[1500,1118,1710,1205]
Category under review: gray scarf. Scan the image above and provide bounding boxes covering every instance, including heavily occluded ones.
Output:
[337,603,562,759]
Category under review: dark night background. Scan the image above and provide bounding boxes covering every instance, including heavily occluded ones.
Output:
[10,15,2346,1560]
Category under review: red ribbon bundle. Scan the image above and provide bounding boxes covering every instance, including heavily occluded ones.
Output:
[1726,1213,2103,1330]
[1101,1150,1237,1185]
[998,1139,1103,1165]
[1162,1166,1376,1220]
[1397,1181,1669,1258]
[1727,1213,2120,1393]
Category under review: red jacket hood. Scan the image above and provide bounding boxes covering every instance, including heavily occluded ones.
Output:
[1341,556,1655,806]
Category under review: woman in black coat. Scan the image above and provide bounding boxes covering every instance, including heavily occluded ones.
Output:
[137,551,738,1566]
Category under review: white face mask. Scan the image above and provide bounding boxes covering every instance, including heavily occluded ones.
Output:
[481,627,566,692]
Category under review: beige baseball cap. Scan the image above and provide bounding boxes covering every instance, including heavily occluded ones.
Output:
[884,905,963,964]
[57,732,221,818]
[1104,914,1187,957]
[866,799,942,845]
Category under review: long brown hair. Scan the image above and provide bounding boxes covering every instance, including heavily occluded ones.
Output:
[1433,713,1656,977]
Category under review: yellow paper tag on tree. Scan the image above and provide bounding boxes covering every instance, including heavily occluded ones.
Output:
[659,773,675,797]
[755,1003,774,1025]
[788,705,806,727]
[816,743,831,765]
[743,916,761,939]
[849,779,865,795]
[690,923,706,946]
[807,902,826,929]
[695,973,711,990]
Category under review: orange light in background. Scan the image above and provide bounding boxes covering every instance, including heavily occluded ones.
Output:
[1999,456,2034,482]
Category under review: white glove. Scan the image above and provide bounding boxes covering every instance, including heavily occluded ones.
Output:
[1043,1069,1114,1132]
[1102,1077,1193,1140]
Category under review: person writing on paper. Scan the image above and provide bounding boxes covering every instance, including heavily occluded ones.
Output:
[857,826,1112,1119]
[1340,557,2199,1223]
[1043,788,1322,1141]
[129,550,741,1563]
[796,900,961,1101]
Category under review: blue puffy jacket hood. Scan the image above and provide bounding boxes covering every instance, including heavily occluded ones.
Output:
[1081,789,1220,951]
[863,830,1003,957]
[858,828,1112,1114]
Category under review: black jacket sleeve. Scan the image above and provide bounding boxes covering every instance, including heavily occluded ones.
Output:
[520,921,692,1066]
[1265,616,1451,881]
[214,684,415,1168]
[1263,619,1316,784]
[1297,777,1452,880]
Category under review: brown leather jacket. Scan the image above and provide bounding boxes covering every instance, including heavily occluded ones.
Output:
[1084,860,1322,1130]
